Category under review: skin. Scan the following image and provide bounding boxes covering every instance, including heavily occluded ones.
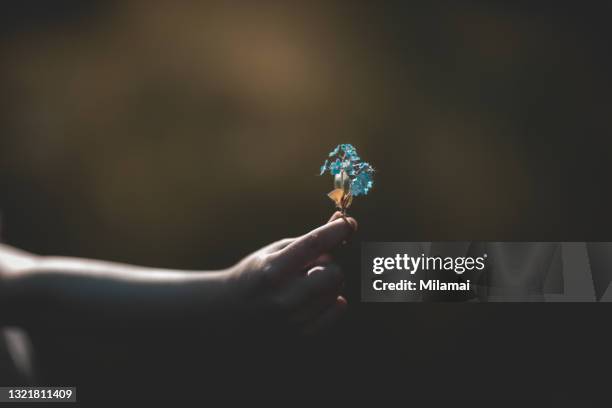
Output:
[0,212,357,335]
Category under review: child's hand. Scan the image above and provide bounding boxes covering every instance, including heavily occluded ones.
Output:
[226,212,357,334]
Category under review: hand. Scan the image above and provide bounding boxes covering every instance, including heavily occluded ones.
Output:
[226,212,357,334]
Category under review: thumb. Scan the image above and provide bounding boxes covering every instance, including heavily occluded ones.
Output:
[267,216,357,274]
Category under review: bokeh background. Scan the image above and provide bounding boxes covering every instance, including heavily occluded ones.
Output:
[2,1,612,406]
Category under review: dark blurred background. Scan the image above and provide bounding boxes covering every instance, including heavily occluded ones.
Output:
[1,1,611,406]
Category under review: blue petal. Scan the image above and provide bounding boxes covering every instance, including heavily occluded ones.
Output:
[351,180,364,196]
[330,159,342,175]
[351,171,374,196]
[341,144,355,153]
[322,144,374,197]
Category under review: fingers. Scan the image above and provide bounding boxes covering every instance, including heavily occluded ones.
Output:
[302,296,348,335]
[304,253,333,271]
[328,211,359,230]
[281,264,344,310]
[254,212,354,334]
[260,212,351,256]
[268,217,357,274]
[327,211,343,223]
[261,238,296,254]
[289,265,344,323]
[280,264,347,332]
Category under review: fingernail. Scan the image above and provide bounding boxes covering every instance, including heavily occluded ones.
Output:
[345,217,358,232]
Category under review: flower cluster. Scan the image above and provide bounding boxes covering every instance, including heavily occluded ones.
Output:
[319,144,374,196]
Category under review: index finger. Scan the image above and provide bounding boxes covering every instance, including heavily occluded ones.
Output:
[268,217,357,274]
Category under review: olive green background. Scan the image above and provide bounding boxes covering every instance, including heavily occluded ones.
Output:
[1,2,611,406]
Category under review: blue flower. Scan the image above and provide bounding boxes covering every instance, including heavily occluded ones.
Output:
[339,144,359,161]
[351,171,373,196]
[320,144,374,203]
[329,159,342,175]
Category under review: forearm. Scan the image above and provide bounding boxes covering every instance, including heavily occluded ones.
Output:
[0,245,234,328]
